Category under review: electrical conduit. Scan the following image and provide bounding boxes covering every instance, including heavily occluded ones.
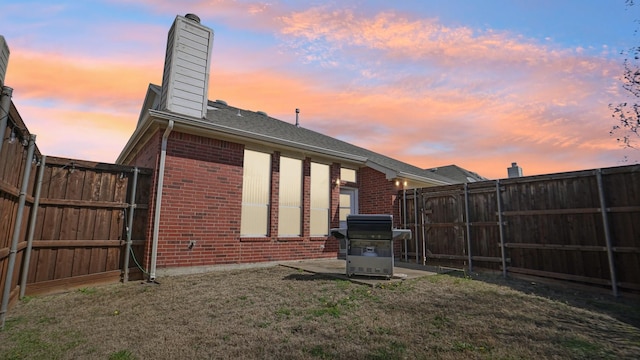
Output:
[149,120,173,281]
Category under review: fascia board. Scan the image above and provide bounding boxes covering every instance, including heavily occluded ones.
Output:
[362,159,453,185]
[150,109,368,163]
[397,171,452,186]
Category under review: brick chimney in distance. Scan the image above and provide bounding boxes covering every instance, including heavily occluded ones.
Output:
[507,162,523,178]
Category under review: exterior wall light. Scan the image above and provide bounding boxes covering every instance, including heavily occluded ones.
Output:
[393,179,408,187]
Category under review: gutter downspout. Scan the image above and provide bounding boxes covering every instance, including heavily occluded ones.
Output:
[1,134,36,329]
[149,120,173,282]
[0,86,13,152]
[19,155,46,298]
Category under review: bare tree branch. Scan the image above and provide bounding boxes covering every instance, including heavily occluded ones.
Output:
[610,1,640,149]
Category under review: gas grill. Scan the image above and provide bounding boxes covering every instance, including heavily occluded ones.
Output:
[331,214,411,278]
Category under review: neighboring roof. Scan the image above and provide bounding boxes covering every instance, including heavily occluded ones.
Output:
[424,164,488,183]
[118,84,454,186]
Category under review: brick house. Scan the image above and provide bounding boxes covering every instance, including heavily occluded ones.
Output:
[116,14,453,279]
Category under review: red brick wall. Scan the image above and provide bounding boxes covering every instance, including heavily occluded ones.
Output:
[358,167,398,219]
[133,132,343,270]
[357,167,405,258]
[158,132,244,267]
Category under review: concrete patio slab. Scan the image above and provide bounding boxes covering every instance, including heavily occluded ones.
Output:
[279,258,443,286]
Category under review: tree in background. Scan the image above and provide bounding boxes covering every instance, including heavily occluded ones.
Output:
[610,0,640,150]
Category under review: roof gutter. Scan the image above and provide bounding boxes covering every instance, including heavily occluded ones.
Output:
[365,160,451,186]
[149,119,174,282]
[149,110,368,163]
[397,171,451,186]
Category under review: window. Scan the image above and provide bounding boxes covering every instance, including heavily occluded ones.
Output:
[339,192,352,224]
[241,150,271,236]
[310,162,330,236]
[278,157,302,236]
[340,167,356,183]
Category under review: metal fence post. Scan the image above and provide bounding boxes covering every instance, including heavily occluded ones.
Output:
[421,193,426,266]
[123,167,139,282]
[403,188,408,262]
[414,188,419,263]
[0,86,13,152]
[596,169,618,297]
[496,180,506,278]
[464,183,473,273]
[19,155,46,298]
[1,134,36,329]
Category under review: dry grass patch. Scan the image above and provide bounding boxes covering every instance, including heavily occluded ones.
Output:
[1,265,639,359]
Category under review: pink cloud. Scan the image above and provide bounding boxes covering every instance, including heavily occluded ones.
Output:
[4,2,635,180]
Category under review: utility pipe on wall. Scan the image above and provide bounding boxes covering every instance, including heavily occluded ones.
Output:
[19,155,46,299]
[1,134,36,329]
[0,86,13,152]
[149,120,174,282]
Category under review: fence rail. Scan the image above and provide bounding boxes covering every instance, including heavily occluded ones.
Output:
[400,165,640,296]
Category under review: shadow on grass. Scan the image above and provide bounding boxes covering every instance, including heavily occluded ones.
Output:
[459,270,640,329]
[283,273,338,281]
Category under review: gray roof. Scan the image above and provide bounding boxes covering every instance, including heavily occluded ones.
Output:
[134,84,454,185]
[424,164,488,183]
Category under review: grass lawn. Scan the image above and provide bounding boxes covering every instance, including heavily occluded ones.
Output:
[1,265,639,359]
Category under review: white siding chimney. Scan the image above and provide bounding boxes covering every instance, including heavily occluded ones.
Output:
[0,36,10,87]
[159,14,213,118]
[507,162,523,178]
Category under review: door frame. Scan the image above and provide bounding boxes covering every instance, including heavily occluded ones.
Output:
[338,187,358,258]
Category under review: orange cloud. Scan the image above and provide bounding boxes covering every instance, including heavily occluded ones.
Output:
[14,105,136,163]
[6,49,161,112]
[3,2,634,180]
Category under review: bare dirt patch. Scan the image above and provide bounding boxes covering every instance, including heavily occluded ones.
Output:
[1,265,639,359]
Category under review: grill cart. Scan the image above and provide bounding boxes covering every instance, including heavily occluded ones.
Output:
[331,214,411,278]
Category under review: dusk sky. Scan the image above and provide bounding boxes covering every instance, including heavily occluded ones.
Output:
[2,1,638,179]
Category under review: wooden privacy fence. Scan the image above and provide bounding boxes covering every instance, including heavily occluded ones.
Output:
[21,157,152,295]
[400,165,640,296]
[1,128,151,324]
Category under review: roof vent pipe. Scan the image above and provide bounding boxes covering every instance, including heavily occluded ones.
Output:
[295,108,300,127]
[185,13,201,23]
